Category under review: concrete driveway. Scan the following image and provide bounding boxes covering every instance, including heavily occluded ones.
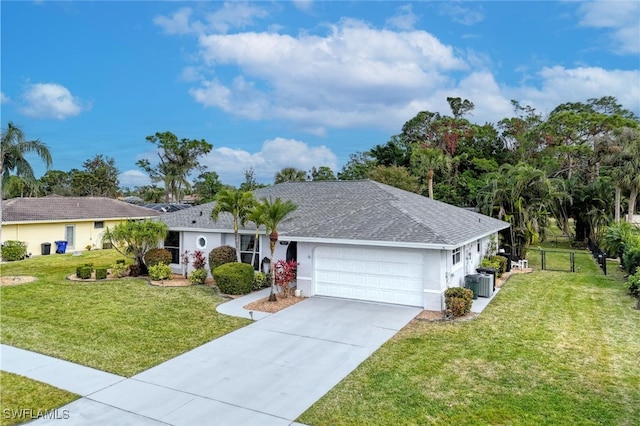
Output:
[33,297,420,425]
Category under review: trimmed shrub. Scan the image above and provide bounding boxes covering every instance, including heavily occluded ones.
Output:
[1,240,27,261]
[95,268,108,280]
[444,287,473,318]
[111,262,129,278]
[76,264,94,277]
[252,271,268,291]
[77,266,92,279]
[144,248,172,268]
[213,262,254,295]
[148,263,173,281]
[188,268,208,285]
[209,245,237,272]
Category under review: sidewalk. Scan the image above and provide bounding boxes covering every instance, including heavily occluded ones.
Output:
[215,287,272,320]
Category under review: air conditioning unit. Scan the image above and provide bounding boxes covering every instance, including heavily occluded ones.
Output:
[477,274,493,298]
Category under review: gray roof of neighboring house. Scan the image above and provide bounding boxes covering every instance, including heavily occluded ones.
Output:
[162,180,509,248]
[2,195,161,223]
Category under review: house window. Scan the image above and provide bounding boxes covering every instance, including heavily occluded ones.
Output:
[477,240,481,252]
[94,221,104,229]
[164,231,180,264]
[452,247,462,266]
[240,235,259,270]
[65,225,75,249]
[196,235,207,250]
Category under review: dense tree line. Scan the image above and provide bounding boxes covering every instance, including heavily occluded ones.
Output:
[337,96,639,257]
[3,96,638,258]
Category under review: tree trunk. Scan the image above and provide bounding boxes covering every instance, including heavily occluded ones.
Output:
[615,186,621,223]
[268,230,278,302]
[628,188,638,220]
[234,218,241,263]
[427,169,434,199]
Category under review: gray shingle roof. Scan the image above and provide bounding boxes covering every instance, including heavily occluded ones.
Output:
[2,195,161,222]
[161,180,509,247]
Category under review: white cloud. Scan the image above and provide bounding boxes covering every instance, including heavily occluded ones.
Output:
[202,137,338,185]
[154,2,268,35]
[20,83,89,120]
[190,18,466,131]
[439,3,484,26]
[0,92,9,104]
[153,7,196,35]
[515,66,640,117]
[118,170,151,189]
[386,4,419,31]
[160,5,639,133]
[292,0,313,12]
[578,1,640,54]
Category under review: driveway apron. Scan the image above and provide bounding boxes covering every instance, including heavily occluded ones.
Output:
[32,297,421,425]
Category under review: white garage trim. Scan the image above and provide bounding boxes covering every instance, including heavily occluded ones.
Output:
[313,245,425,307]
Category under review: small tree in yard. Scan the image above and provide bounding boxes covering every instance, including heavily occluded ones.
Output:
[102,220,168,274]
[254,197,297,301]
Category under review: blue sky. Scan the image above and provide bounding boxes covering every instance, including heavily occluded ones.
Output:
[2,1,639,189]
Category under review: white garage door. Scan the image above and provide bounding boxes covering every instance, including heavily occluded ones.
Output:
[314,245,424,307]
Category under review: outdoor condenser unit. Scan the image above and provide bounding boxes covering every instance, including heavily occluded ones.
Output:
[477,274,493,298]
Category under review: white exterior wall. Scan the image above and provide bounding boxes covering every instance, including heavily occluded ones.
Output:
[165,230,500,310]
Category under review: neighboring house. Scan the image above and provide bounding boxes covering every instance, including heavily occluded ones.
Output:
[161,180,509,311]
[2,195,161,255]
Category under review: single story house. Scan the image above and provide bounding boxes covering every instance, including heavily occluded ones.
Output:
[1,195,161,255]
[161,180,509,311]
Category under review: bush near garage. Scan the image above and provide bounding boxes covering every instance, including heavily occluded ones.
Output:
[213,262,254,295]
[252,271,269,291]
[444,287,473,317]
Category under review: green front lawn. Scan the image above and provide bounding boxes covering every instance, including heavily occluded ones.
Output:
[300,261,640,425]
[0,250,250,376]
[0,372,78,426]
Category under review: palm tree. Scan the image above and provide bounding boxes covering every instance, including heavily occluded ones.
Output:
[1,122,52,241]
[255,197,297,301]
[410,146,451,199]
[211,189,256,262]
[274,167,307,184]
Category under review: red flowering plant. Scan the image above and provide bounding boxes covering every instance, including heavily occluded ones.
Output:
[274,259,298,298]
[188,250,208,285]
[192,250,207,270]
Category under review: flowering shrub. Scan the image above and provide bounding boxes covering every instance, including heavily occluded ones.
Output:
[192,250,207,270]
[274,259,298,297]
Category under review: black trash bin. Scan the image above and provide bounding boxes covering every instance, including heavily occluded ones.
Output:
[41,243,51,256]
[54,240,68,254]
